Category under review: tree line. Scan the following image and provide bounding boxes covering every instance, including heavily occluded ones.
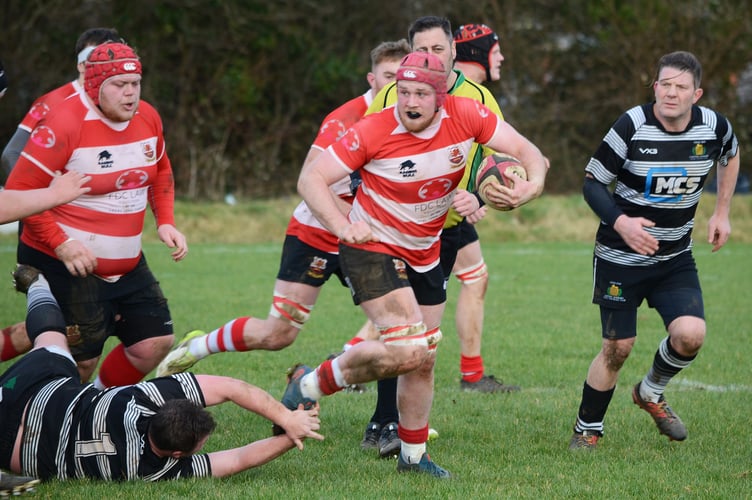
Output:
[1,0,750,199]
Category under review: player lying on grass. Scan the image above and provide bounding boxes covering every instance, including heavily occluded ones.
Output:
[0,265,323,483]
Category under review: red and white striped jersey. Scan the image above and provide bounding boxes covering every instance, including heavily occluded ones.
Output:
[310,91,371,153]
[286,90,372,253]
[6,92,176,280]
[329,95,501,272]
[18,80,81,133]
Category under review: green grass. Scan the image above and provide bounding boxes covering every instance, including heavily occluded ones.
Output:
[0,205,751,498]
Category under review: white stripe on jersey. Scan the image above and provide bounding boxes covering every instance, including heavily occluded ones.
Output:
[55,384,93,480]
[622,158,717,178]
[172,372,205,405]
[135,379,169,406]
[191,454,211,477]
[58,223,142,261]
[134,373,204,407]
[645,220,695,241]
[360,180,456,226]
[603,128,628,163]
[124,396,143,480]
[291,201,329,231]
[67,187,150,215]
[585,158,613,184]
[351,195,441,252]
[594,242,693,266]
[700,106,717,130]
[80,387,121,480]
[635,126,717,142]
[68,138,159,175]
[626,105,647,126]
[22,377,71,478]
[19,151,57,177]
[291,176,352,229]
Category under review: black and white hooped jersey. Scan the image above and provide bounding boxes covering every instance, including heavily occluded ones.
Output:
[21,372,211,481]
[585,103,738,266]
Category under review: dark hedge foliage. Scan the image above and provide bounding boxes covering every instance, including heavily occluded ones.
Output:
[1,0,750,199]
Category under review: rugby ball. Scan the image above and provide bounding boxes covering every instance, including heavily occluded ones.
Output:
[475,153,527,211]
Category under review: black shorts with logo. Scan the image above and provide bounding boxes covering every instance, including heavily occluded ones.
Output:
[339,244,447,306]
[592,251,704,339]
[276,235,348,287]
[18,243,173,361]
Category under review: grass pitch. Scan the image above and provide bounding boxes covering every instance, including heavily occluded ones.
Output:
[0,195,750,498]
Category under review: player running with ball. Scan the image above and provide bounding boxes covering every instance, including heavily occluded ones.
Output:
[286,51,547,477]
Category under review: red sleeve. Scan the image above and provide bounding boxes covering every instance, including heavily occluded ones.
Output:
[451,96,501,146]
[143,105,175,226]
[328,112,384,173]
[18,82,76,132]
[312,95,368,150]
[148,149,176,227]
[5,111,77,249]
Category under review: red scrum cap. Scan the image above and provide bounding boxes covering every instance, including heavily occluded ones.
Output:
[84,42,141,106]
[454,24,499,82]
[396,52,447,108]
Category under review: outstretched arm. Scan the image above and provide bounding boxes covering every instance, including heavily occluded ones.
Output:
[0,170,90,224]
[207,435,299,478]
[195,375,323,477]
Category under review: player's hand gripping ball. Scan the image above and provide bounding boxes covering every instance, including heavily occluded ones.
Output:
[475,153,528,211]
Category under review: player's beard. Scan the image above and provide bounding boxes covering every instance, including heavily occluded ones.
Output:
[399,107,438,133]
[99,95,140,122]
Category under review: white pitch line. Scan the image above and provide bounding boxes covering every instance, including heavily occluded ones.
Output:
[672,379,752,393]
[453,380,752,394]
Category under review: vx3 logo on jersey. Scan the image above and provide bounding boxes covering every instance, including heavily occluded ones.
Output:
[639,147,658,155]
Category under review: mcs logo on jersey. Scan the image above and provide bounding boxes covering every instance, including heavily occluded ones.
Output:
[645,167,701,202]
